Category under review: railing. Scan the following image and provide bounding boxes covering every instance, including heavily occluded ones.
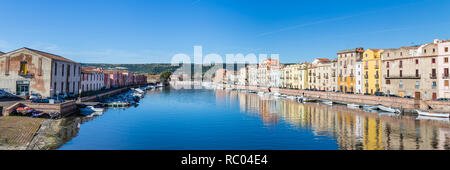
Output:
[19,73,34,78]
[384,74,421,79]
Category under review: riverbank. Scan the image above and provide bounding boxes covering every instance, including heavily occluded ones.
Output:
[216,84,450,113]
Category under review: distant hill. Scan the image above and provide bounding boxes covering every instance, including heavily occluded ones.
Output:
[81,63,245,75]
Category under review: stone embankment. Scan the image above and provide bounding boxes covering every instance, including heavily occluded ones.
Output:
[220,84,450,113]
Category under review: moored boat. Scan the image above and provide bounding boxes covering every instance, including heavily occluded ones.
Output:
[377,105,400,113]
[347,103,361,108]
[416,110,450,118]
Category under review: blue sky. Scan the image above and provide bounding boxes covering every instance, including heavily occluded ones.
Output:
[0,0,449,64]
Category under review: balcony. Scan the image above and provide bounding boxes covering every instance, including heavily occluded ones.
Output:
[384,74,421,79]
[19,72,34,79]
[430,74,437,79]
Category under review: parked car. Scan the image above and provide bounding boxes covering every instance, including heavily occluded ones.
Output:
[387,94,400,98]
[374,92,385,96]
[29,93,42,100]
[32,99,50,103]
[59,93,68,99]
[403,96,412,99]
[363,93,370,95]
[437,98,450,101]
[68,93,77,98]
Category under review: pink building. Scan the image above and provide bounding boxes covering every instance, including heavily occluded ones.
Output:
[437,39,450,98]
[104,70,120,88]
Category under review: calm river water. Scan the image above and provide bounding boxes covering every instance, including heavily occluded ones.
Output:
[58,88,450,150]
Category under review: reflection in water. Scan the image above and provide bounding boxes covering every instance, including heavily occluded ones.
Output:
[219,90,450,150]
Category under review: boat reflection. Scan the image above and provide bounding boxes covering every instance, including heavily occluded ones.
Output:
[218,90,450,150]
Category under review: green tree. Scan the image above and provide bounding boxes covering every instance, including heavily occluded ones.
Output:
[160,70,172,82]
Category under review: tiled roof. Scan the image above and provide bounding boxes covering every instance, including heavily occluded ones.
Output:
[24,47,78,63]
[316,58,331,62]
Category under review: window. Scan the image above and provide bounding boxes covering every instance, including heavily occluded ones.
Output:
[387,70,390,77]
[19,61,28,75]
[445,68,449,77]
[432,58,436,64]
[55,63,57,75]
[446,47,449,53]
[446,58,449,63]
[416,81,420,89]
[62,64,64,76]
[400,70,403,77]
[445,80,449,87]
[416,59,419,64]
[432,81,437,89]
[386,62,390,68]
[424,49,427,53]
[386,80,391,85]
[399,81,403,88]
[399,61,403,68]
[416,69,419,77]
[432,69,436,77]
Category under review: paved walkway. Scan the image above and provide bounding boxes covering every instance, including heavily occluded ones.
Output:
[0,117,44,149]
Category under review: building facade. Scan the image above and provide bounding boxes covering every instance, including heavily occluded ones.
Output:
[355,61,364,94]
[308,59,332,91]
[337,48,364,93]
[281,64,302,89]
[437,40,450,98]
[81,67,104,92]
[381,41,439,100]
[363,49,383,94]
[0,48,81,97]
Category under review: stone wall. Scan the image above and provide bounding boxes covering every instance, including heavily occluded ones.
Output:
[225,84,450,112]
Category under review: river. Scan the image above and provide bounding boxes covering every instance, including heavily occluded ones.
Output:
[57,88,450,150]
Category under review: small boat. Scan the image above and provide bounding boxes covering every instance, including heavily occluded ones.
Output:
[80,106,104,116]
[378,105,400,113]
[248,91,257,94]
[286,96,297,100]
[416,110,450,118]
[107,102,130,108]
[303,98,318,103]
[363,105,378,110]
[273,92,281,96]
[280,95,288,98]
[31,111,45,118]
[416,116,450,122]
[347,103,361,108]
[378,112,399,117]
[321,100,333,106]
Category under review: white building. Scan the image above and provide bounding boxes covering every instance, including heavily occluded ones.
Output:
[355,61,364,94]
[81,67,104,92]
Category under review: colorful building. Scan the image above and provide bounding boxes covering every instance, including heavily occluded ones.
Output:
[362,49,384,94]
[337,48,364,93]
[437,39,450,98]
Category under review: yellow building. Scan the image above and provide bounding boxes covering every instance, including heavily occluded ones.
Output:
[281,63,309,89]
[362,49,384,94]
